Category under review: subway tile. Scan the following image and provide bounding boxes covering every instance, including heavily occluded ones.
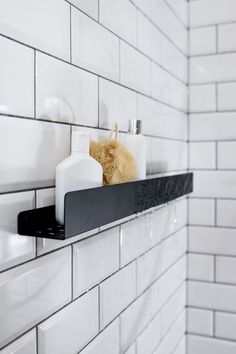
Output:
[151,256,187,318]
[156,310,185,354]
[215,312,236,341]
[165,0,188,27]
[38,287,98,354]
[137,313,161,354]
[99,79,137,132]
[138,95,187,140]
[190,53,236,84]
[137,7,163,65]
[149,138,187,174]
[137,228,187,294]
[151,0,188,54]
[188,308,213,337]
[189,85,216,113]
[137,12,187,83]
[36,52,98,126]
[160,286,186,339]
[189,142,216,169]
[0,248,71,348]
[190,27,216,56]
[79,319,119,354]
[189,198,215,226]
[124,343,136,354]
[216,256,236,284]
[192,171,236,198]
[154,332,171,354]
[218,83,236,111]
[188,281,236,312]
[0,0,70,60]
[71,8,119,81]
[188,254,214,282]
[73,228,119,298]
[169,311,186,353]
[173,336,186,354]
[99,0,137,46]
[133,0,187,54]
[188,334,236,354]
[0,329,36,354]
[0,36,34,117]
[37,229,99,256]
[0,191,35,272]
[190,112,236,141]
[137,245,162,294]
[151,199,187,247]
[190,0,236,27]
[121,256,186,352]
[120,214,152,267]
[120,288,153,352]
[218,23,236,52]
[217,199,236,227]
[68,0,98,20]
[0,116,70,193]
[151,63,187,112]
[100,262,136,329]
[120,41,151,95]
[218,141,236,169]
[189,226,236,256]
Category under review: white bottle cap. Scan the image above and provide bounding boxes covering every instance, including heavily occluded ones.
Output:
[71,131,90,153]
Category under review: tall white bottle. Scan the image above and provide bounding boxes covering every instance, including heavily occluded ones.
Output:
[55,131,103,224]
[124,120,146,180]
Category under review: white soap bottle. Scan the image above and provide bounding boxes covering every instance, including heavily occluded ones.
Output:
[124,119,146,180]
[55,131,103,224]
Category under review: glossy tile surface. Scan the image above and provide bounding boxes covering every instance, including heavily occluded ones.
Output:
[151,63,187,112]
[0,248,71,347]
[100,262,136,329]
[138,94,187,140]
[72,8,119,81]
[190,53,236,84]
[0,0,70,60]
[36,52,98,126]
[0,116,70,193]
[79,319,119,354]
[38,287,98,354]
[137,12,187,83]
[0,36,34,117]
[73,228,119,298]
[188,308,213,337]
[68,0,98,20]
[0,330,36,354]
[100,0,137,46]
[120,215,151,267]
[0,192,35,272]
[120,42,151,95]
[99,79,137,132]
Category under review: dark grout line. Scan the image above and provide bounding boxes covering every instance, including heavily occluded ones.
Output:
[163,0,188,30]
[129,0,188,57]
[0,11,188,88]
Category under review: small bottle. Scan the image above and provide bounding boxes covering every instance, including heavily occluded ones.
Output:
[124,120,146,180]
[55,131,103,224]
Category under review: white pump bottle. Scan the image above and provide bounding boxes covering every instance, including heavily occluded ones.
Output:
[55,131,103,224]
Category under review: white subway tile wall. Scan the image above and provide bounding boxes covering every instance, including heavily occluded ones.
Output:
[188,1,236,353]
[0,0,188,353]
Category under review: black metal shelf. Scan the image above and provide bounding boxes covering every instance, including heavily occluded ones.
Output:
[18,173,193,240]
